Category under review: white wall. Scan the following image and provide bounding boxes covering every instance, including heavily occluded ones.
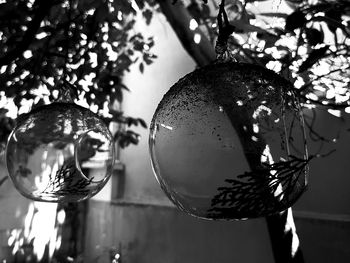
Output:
[114,12,197,206]
[295,108,350,216]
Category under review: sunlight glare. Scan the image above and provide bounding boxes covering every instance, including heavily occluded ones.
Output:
[189,19,198,31]
[327,109,341,118]
[89,52,98,68]
[285,209,300,257]
[23,50,33,59]
[1,65,7,74]
[193,33,201,44]
[29,202,58,261]
[36,32,49,40]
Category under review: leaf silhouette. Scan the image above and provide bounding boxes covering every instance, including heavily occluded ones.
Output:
[41,161,94,199]
[298,45,329,73]
[207,156,309,219]
[305,28,324,46]
[285,10,306,31]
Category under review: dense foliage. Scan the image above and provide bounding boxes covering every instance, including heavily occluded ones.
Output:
[0,0,349,149]
[0,0,158,148]
[188,0,350,107]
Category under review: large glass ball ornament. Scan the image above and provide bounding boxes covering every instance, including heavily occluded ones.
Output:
[6,102,115,202]
[149,62,309,220]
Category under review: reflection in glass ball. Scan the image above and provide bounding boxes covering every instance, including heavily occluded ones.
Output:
[149,62,309,220]
[6,102,115,202]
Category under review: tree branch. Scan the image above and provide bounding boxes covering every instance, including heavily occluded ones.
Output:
[297,66,350,93]
[155,0,216,67]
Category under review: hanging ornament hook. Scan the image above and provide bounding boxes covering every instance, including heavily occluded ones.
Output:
[53,0,76,103]
[215,0,236,61]
[54,78,79,103]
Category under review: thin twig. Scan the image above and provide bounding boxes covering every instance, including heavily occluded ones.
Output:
[297,66,350,93]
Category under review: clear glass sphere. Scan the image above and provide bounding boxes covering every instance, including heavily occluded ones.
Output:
[149,62,308,220]
[6,102,115,202]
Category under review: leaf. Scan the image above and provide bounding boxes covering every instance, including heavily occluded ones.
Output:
[139,62,144,73]
[118,83,130,91]
[134,0,145,9]
[256,32,279,48]
[129,33,142,42]
[113,89,123,103]
[126,130,140,144]
[126,117,139,127]
[137,118,147,128]
[143,54,153,65]
[285,10,306,31]
[127,49,134,56]
[142,9,153,25]
[116,129,140,148]
[147,37,155,48]
[325,8,342,33]
[13,94,22,108]
[208,156,309,219]
[305,28,324,46]
[298,45,329,73]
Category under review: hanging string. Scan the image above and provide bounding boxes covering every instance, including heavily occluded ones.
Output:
[56,0,79,102]
[63,0,71,81]
[56,79,79,103]
[215,0,236,61]
[56,0,78,103]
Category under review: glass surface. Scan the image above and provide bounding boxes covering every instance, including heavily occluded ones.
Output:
[6,102,115,202]
[149,62,309,220]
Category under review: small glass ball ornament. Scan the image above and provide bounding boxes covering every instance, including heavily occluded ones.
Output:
[6,102,115,202]
[149,62,309,220]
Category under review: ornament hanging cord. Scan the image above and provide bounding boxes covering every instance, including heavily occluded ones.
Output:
[215,0,236,61]
[57,0,79,102]
[63,0,71,80]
